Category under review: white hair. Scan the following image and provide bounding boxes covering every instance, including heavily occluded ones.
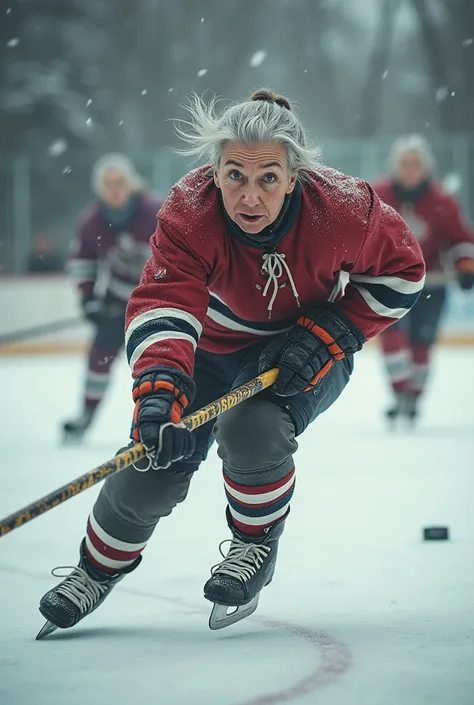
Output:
[174,91,321,178]
[91,153,142,194]
[389,134,436,173]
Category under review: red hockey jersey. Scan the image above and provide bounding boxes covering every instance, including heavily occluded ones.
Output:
[125,166,425,378]
[68,193,164,303]
[373,178,474,273]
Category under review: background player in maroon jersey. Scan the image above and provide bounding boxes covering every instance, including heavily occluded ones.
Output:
[62,154,164,442]
[38,90,425,638]
[373,135,474,425]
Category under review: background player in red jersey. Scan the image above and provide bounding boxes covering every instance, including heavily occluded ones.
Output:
[62,154,164,442]
[37,90,425,638]
[373,135,474,425]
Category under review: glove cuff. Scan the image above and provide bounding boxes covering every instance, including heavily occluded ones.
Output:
[133,366,196,409]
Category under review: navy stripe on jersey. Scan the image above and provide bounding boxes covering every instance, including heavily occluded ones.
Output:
[349,273,425,320]
[207,294,294,335]
[125,307,202,370]
[353,281,419,310]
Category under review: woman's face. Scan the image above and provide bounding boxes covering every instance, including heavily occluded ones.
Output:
[214,142,298,234]
[99,168,134,209]
[395,150,428,190]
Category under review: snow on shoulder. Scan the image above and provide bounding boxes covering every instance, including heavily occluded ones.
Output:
[157,166,216,238]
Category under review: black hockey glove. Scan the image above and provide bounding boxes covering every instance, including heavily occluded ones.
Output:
[81,293,104,325]
[258,303,364,397]
[131,367,196,471]
[457,269,474,291]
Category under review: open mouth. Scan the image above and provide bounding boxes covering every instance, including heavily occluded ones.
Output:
[239,213,264,223]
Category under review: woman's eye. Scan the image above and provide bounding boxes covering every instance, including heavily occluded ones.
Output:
[228,170,242,181]
[262,173,277,184]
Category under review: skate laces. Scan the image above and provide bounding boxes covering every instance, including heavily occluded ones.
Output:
[52,566,109,614]
[211,538,271,582]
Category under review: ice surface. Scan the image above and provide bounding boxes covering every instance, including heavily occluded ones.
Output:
[0,348,473,705]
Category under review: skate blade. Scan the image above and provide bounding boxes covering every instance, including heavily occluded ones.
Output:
[36,620,58,640]
[208,596,259,631]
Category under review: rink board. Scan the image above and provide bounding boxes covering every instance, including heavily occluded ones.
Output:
[0,275,473,356]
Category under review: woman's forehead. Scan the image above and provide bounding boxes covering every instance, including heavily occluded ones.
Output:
[221,142,287,168]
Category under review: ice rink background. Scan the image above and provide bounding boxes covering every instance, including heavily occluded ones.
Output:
[0,346,473,705]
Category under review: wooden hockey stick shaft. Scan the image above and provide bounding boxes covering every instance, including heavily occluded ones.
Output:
[0,368,279,537]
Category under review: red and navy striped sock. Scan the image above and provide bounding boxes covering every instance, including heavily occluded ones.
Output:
[223,468,295,536]
[84,511,147,574]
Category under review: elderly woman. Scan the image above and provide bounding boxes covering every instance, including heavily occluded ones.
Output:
[38,90,424,638]
[63,154,164,442]
[373,135,474,425]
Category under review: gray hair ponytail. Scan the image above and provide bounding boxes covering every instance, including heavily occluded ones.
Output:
[174,89,321,178]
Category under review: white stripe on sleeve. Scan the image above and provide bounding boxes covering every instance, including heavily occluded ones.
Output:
[125,307,203,347]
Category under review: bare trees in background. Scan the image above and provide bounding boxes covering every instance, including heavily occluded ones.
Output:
[0,0,473,256]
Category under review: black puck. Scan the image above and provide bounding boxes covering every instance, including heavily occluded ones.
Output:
[423,526,449,541]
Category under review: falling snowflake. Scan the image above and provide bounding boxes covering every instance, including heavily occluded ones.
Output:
[435,86,448,103]
[197,69,207,77]
[6,8,12,13]
[426,294,432,300]
[168,87,174,93]
[48,139,68,157]
[7,37,19,48]
[86,117,92,126]
[86,98,92,107]
[451,91,455,96]
[118,119,124,126]
[382,69,388,79]
[62,166,72,175]
[303,69,308,74]
[249,50,267,67]
[200,17,204,22]
[462,38,473,46]
[141,89,147,95]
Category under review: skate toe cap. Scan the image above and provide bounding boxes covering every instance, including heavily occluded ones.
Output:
[39,592,78,629]
[203,575,247,606]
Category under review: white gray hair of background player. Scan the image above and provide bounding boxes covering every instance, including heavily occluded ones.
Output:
[91,153,144,209]
[389,134,461,197]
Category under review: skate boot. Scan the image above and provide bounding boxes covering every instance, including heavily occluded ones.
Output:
[404,391,419,426]
[385,391,406,424]
[37,540,141,640]
[203,507,288,630]
[386,392,419,427]
[61,407,95,444]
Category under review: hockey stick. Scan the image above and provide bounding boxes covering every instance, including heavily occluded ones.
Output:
[0,367,279,537]
[424,272,455,286]
[0,317,82,346]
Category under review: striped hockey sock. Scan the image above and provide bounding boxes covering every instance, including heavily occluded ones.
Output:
[223,468,295,536]
[84,511,148,574]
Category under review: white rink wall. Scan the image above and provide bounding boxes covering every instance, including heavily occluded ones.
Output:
[0,276,90,353]
[0,275,473,355]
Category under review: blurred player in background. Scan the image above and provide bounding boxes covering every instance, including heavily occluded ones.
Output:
[62,154,164,442]
[374,135,474,425]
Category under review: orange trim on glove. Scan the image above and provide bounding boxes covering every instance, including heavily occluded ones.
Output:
[302,359,334,392]
[457,258,474,274]
[298,316,346,360]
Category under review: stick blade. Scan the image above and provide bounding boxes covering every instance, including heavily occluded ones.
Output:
[208,596,259,631]
[36,620,58,641]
